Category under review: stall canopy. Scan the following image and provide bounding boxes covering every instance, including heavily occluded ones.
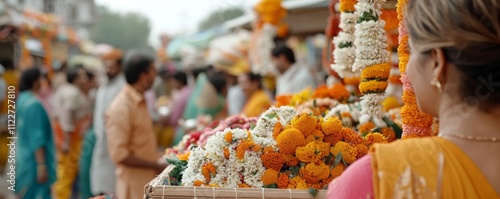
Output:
[167,27,226,59]
[222,0,329,35]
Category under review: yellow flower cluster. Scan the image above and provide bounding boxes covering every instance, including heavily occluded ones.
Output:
[264,112,388,190]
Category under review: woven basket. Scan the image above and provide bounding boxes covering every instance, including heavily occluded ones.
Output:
[144,165,327,199]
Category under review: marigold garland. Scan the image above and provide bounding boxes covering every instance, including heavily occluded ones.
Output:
[397,0,435,139]
[360,63,391,79]
[306,130,325,143]
[261,152,284,171]
[299,161,330,183]
[331,141,358,164]
[321,117,343,135]
[295,140,331,163]
[290,114,318,138]
[277,173,289,188]
[359,81,389,94]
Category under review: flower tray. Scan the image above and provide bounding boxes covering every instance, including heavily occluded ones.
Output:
[144,165,327,199]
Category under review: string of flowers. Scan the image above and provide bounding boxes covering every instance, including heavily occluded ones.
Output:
[331,0,359,80]
[396,0,434,139]
[352,0,391,118]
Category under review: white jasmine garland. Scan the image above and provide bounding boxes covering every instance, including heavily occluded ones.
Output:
[331,4,358,78]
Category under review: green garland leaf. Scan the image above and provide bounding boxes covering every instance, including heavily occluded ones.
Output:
[339,41,353,48]
[357,10,379,23]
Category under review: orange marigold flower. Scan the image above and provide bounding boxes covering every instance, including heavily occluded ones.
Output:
[193,180,205,186]
[381,127,396,142]
[223,147,230,159]
[225,131,233,143]
[201,162,216,183]
[299,161,330,183]
[177,151,190,161]
[355,144,369,159]
[306,129,325,142]
[358,122,376,135]
[321,117,343,135]
[291,114,318,138]
[282,154,300,167]
[236,139,258,159]
[275,95,292,107]
[276,128,306,155]
[273,122,283,139]
[330,164,346,179]
[329,83,350,102]
[365,133,388,145]
[339,0,357,12]
[323,131,343,146]
[288,176,308,190]
[331,141,358,164]
[296,140,330,163]
[312,85,330,99]
[261,152,284,171]
[341,127,365,145]
[278,173,289,189]
[261,169,279,186]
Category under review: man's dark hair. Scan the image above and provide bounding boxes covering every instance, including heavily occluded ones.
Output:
[124,53,154,85]
[208,71,227,94]
[172,70,188,86]
[19,68,41,92]
[0,59,14,70]
[66,66,84,84]
[271,45,296,64]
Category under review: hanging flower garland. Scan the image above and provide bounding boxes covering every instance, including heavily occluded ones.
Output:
[353,0,391,118]
[396,0,434,139]
[331,0,359,80]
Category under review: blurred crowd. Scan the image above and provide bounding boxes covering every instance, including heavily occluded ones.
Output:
[0,43,323,199]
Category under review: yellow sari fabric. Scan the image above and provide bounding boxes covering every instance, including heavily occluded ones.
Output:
[371,137,499,199]
[242,90,272,117]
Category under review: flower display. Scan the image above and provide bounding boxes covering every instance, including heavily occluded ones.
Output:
[353,0,392,119]
[396,0,435,139]
[180,106,388,190]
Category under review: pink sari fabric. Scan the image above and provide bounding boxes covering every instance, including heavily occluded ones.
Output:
[327,155,374,199]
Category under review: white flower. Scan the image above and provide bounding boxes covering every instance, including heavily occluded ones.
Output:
[373,117,387,128]
[360,114,371,124]
[360,93,385,118]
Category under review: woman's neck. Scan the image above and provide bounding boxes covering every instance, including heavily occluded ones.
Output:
[439,100,500,138]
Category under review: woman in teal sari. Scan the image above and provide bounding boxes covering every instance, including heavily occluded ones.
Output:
[15,68,56,199]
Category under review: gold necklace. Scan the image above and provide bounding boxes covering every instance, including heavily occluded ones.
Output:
[438,133,499,142]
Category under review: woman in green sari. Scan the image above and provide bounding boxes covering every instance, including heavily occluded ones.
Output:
[15,68,56,199]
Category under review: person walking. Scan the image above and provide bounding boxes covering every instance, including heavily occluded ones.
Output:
[15,67,56,199]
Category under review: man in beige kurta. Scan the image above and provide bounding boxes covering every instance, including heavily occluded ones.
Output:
[105,53,165,199]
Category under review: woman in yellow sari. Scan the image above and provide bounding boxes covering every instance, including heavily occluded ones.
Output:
[328,0,500,198]
[238,72,272,117]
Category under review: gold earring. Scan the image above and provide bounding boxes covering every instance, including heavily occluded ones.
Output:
[430,78,442,93]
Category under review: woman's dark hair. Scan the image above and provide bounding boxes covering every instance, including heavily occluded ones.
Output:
[124,53,154,84]
[192,66,209,79]
[172,70,188,86]
[244,72,263,89]
[19,67,41,92]
[208,71,227,94]
[271,45,296,64]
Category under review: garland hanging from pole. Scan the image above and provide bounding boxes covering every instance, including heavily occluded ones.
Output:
[353,0,391,119]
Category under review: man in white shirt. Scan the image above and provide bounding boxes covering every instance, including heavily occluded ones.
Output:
[271,45,317,95]
[90,50,126,195]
